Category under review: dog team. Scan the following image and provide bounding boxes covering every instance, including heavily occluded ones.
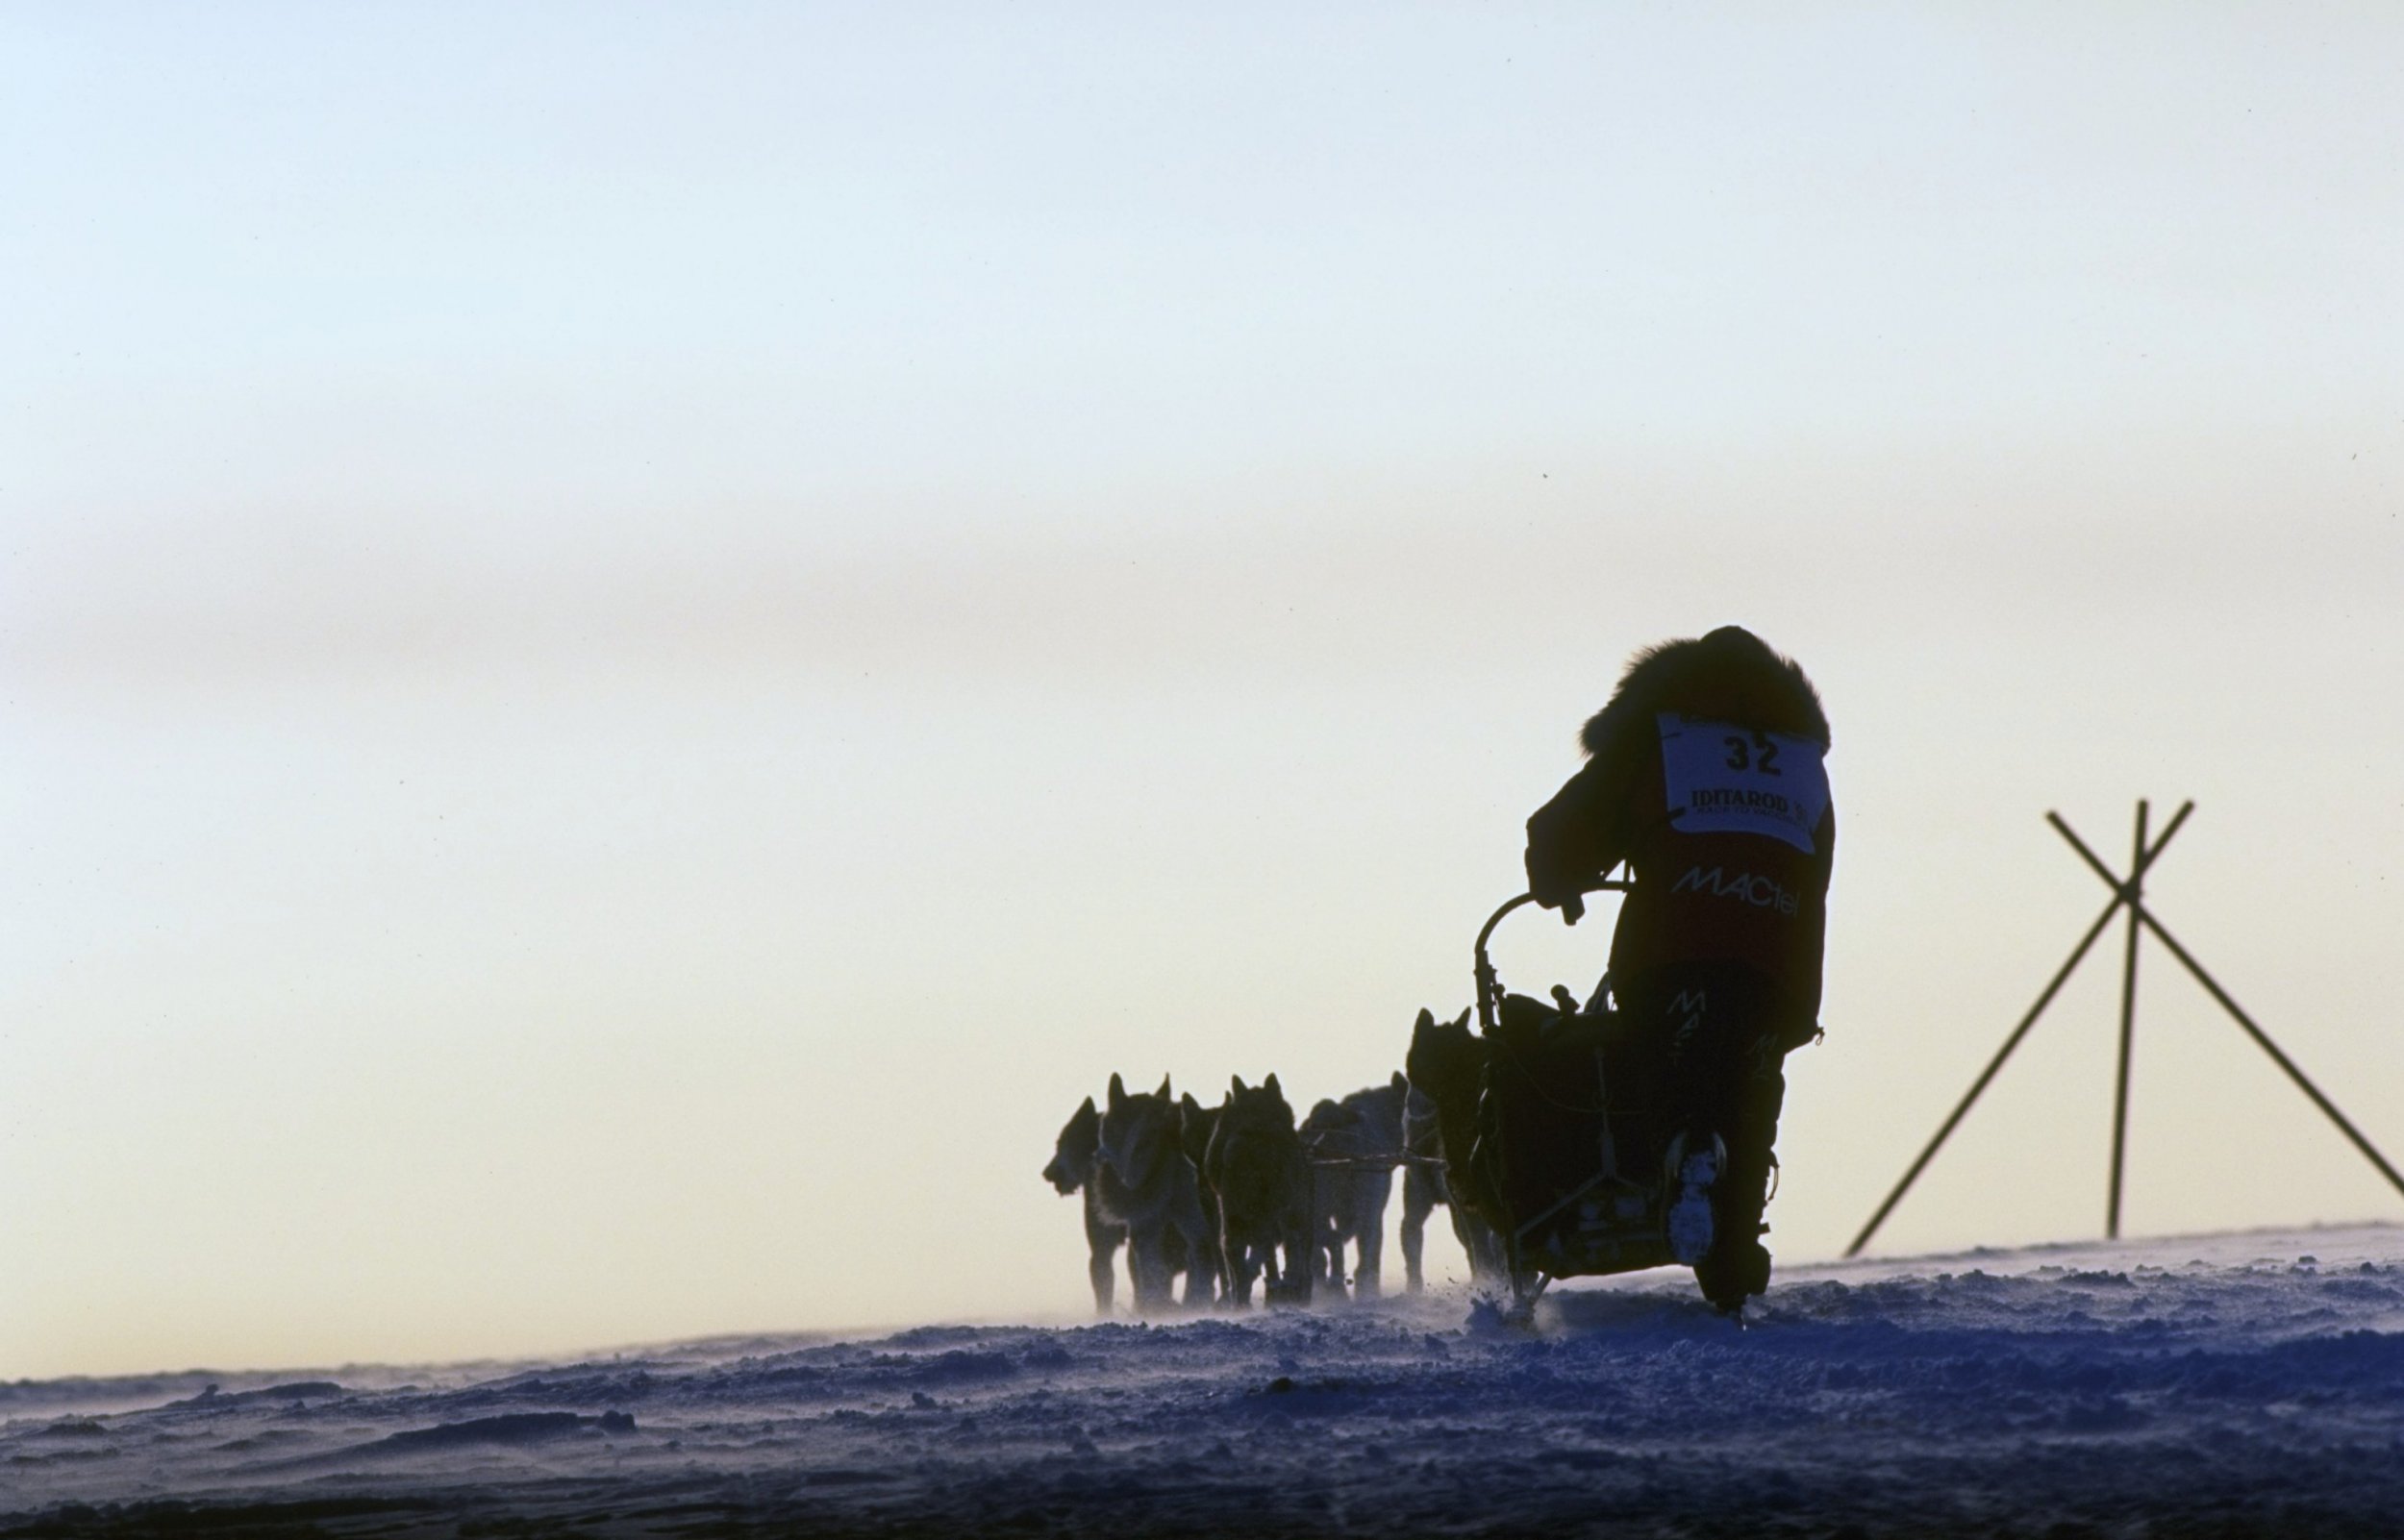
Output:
[1041,1009,1506,1314]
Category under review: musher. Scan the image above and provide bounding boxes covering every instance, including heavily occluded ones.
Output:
[1522,625,1834,1313]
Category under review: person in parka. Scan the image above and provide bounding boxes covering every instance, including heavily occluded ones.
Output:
[1523,625,1833,1312]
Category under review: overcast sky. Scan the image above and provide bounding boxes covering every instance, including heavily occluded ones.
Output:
[7,4,2403,1379]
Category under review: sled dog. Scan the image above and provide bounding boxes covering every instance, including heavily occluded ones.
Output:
[1401,1083,1462,1293]
[1042,1096,1126,1316]
[1178,1090,1225,1303]
[1093,1073,1217,1313]
[1402,1007,1518,1291]
[1204,1075,1314,1307]
[1301,1072,1409,1299]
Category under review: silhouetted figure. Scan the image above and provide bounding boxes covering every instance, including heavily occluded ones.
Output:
[1300,1073,1409,1300]
[1402,1007,1520,1294]
[1175,1090,1226,1303]
[1524,626,1833,1312]
[1093,1073,1217,1313]
[1041,1096,1124,1315]
[1204,1075,1315,1307]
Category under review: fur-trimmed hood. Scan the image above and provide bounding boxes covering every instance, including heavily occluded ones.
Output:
[1580,626,1829,758]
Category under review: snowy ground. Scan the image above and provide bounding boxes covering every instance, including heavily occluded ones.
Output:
[8,1226,2404,1538]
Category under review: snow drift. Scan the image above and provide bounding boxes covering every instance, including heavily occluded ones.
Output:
[7,1225,2403,1537]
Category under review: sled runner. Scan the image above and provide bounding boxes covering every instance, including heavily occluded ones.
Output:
[1458,878,1716,1310]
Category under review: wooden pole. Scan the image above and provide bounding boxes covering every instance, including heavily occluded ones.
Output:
[2135,908,2404,1204]
[1842,891,2123,1258]
[2048,811,2404,1207]
[1844,805,2191,1257]
[2105,801,2147,1239]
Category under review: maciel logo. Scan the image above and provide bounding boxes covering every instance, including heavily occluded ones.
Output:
[1670,864,1798,915]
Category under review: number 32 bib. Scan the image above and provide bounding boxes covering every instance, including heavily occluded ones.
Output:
[1656,713,1830,855]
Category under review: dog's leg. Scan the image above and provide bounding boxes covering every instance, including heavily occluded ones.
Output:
[1215,1201,1248,1308]
[1400,1166,1435,1295]
[1224,1239,1256,1308]
[1279,1165,1316,1306]
[1131,1230,1159,1314]
[1309,1170,1337,1298]
[1481,1227,1515,1291]
[1248,1233,1272,1309]
[1172,1172,1216,1310]
[1270,1211,1313,1307]
[1310,1209,1337,1300]
[1129,1226,1170,1316]
[1453,1203,1502,1287]
[1283,1229,1314,1307]
[1188,1225,1221,1306]
[1181,1248,1215,1311]
[1189,1218,1224,1310]
[1354,1176,1390,1301]
[1085,1194,1122,1316]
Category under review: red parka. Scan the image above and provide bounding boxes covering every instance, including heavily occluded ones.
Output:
[1524,627,1836,1027]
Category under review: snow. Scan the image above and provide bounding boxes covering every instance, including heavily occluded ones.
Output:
[8,1225,2404,1537]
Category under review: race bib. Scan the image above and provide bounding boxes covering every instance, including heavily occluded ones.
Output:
[1657,713,1829,854]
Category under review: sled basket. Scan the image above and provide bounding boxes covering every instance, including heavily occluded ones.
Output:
[1467,882,1684,1280]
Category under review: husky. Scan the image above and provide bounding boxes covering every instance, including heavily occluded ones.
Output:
[1041,1096,1125,1315]
[1204,1074,1314,1307]
[1300,1072,1409,1299]
[1402,1007,1518,1291]
[1398,1084,1452,1294]
[1177,1091,1225,1304]
[1093,1073,1216,1313]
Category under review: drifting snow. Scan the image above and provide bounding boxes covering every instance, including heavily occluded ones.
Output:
[7,1226,2404,1536]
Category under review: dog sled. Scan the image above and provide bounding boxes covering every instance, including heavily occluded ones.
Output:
[1445,877,1721,1312]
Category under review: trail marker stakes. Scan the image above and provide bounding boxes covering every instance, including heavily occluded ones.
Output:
[1848,800,2404,1258]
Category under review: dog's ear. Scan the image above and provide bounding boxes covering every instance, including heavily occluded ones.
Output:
[1265,1073,1282,1099]
[1156,1073,1171,1100]
[1390,1070,1407,1093]
[1451,1007,1472,1031]
[1109,1073,1126,1107]
[1231,1074,1248,1096]
[1179,1091,1201,1115]
[1415,1006,1435,1030]
[1079,1095,1096,1115]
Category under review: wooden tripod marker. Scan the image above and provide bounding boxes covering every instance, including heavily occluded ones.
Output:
[2105,800,2148,1240]
[1847,801,2404,1259]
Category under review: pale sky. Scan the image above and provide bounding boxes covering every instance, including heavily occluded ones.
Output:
[6,5,2403,1379]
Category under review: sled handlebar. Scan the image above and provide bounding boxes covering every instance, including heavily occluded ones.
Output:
[1472,875,1633,1036]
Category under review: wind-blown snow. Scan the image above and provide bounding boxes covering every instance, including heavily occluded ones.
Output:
[7,1226,2403,1537]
